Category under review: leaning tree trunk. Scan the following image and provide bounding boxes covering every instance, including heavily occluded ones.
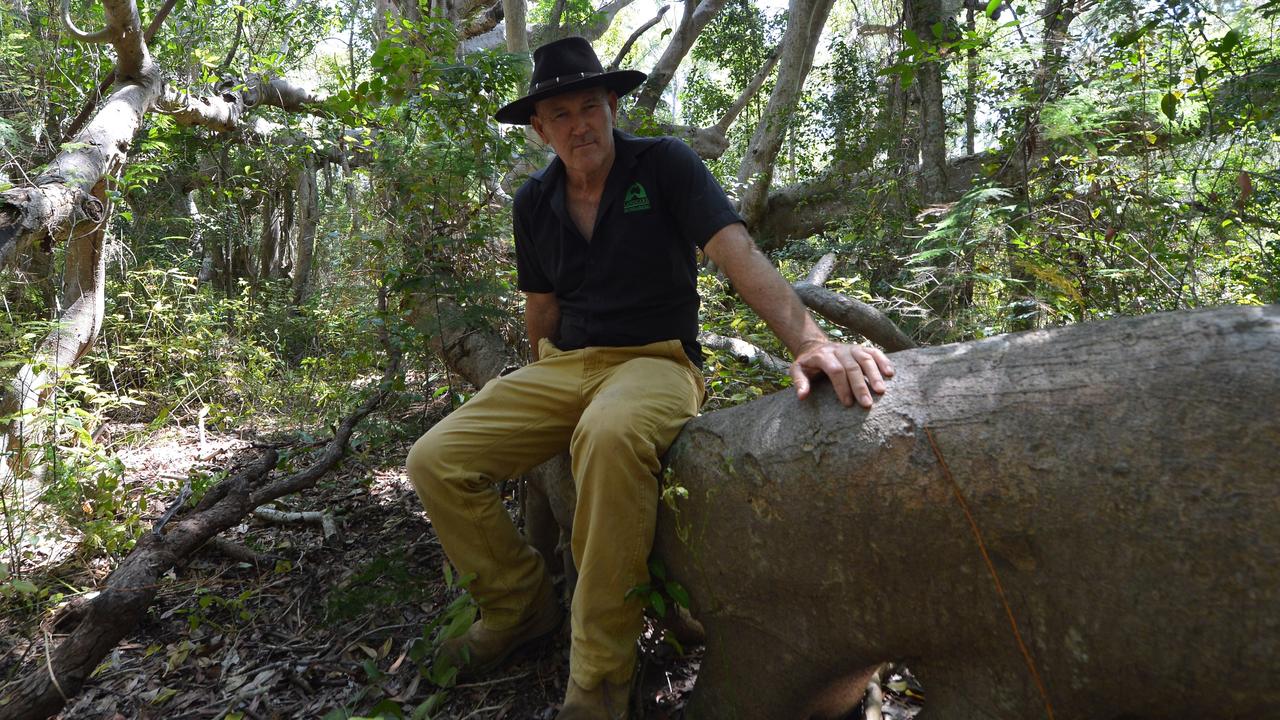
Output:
[654,303,1280,719]
[735,0,836,229]
[0,0,160,494]
[0,188,109,503]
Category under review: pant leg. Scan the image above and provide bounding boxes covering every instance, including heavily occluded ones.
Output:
[567,341,704,687]
[407,345,584,629]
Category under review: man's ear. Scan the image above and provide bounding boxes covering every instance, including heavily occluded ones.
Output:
[530,114,549,144]
[607,91,618,120]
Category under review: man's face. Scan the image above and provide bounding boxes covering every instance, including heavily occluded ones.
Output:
[531,87,619,176]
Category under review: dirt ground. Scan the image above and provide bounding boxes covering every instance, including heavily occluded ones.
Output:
[1,407,923,719]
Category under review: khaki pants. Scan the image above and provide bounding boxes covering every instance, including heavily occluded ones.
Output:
[406,338,703,687]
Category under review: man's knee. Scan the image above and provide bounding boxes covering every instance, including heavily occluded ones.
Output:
[406,429,451,502]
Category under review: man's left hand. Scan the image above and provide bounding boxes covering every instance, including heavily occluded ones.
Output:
[790,341,894,409]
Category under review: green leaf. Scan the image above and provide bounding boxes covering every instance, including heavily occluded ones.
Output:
[1195,65,1209,85]
[649,591,667,617]
[665,581,691,609]
[369,699,404,718]
[984,0,1001,18]
[1160,92,1178,122]
[902,28,922,51]
[647,557,666,581]
[9,579,38,594]
[1217,29,1240,55]
[1114,19,1157,48]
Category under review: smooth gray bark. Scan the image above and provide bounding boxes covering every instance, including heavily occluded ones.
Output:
[735,0,836,229]
[655,304,1280,718]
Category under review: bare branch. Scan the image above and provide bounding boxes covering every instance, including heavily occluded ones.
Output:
[736,0,837,228]
[548,0,566,30]
[712,45,778,135]
[632,0,731,113]
[217,6,245,72]
[793,282,916,352]
[805,252,837,286]
[60,0,177,143]
[504,0,528,52]
[61,0,112,43]
[607,4,668,71]
[699,331,790,374]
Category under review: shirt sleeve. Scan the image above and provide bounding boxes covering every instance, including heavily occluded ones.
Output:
[659,138,745,249]
[513,185,554,293]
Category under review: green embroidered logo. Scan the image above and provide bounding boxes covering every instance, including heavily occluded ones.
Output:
[623,182,651,213]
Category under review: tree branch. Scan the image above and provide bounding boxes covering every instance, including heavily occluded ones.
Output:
[607,4,668,71]
[59,0,177,143]
[793,282,916,352]
[548,0,566,30]
[699,331,790,374]
[61,0,112,43]
[736,0,837,229]
[0,328,402,718]
[712,45,779,135]
[632,0,731,114]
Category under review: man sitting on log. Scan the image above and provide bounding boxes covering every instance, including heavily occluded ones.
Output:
[405,36,895,719]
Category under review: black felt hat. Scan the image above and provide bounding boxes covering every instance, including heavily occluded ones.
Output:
[495,36,646,125]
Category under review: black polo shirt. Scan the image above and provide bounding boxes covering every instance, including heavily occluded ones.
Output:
[513,130,743,366]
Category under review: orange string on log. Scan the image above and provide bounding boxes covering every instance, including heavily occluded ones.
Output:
[924,426,1056,720]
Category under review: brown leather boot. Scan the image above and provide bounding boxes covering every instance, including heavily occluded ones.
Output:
[557,675,633,720]
[433,587,562,680]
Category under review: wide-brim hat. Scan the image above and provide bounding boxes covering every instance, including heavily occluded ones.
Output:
[495,36,646,125]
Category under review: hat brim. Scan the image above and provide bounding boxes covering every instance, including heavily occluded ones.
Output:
[494,70,647,125]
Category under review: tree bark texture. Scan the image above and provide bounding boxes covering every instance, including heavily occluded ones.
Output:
[0,73,159,270]
[653,304,1280,718]
[906,0,948,203]
[0,186,109,511]
[735,0,836,229]
[292,159,318,305]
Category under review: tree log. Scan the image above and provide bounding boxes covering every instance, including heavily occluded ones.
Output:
[793,282,916,352]
[653,304,1280,718]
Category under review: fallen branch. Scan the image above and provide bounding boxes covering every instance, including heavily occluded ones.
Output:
[698,331,790,374]
[792,282,916,353]
[253,506,341,544]
[202,536,269,566]
[0,450,278,720]
[804,252,837,286]
[0,349,401,719]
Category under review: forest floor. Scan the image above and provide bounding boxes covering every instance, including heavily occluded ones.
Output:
[1,398,924,719]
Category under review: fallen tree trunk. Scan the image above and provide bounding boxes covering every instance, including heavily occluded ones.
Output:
[654,303,1280,718]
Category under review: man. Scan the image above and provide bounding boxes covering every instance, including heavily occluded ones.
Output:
[406,36,894,719]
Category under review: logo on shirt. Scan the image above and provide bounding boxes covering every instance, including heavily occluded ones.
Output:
[623,182,651,213]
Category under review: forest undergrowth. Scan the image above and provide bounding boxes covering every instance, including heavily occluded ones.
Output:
[0,264,919,719]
